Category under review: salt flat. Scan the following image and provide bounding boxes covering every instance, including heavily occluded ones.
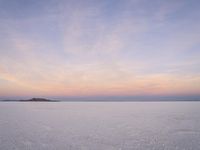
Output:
[0,102,200,150]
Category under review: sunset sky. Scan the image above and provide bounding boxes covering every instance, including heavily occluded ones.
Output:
[0,0,200,100]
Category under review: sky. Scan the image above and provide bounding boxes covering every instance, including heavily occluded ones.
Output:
[0,0,200,100]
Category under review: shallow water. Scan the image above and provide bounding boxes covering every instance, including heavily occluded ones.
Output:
[0,102,200,150]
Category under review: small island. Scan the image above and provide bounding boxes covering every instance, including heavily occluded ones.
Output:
[1,98,59,102]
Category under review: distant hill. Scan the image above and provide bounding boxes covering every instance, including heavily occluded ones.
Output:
[1,98,59,102]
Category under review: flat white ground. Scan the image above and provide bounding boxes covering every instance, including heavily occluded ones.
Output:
[0,102,200,150]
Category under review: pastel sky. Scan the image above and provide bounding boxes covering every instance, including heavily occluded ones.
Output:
[0,0,200,100]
